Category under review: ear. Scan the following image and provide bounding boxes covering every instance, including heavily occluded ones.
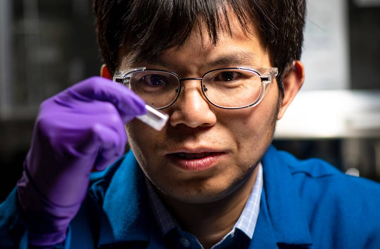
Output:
[100,64,112,79]
[277,60,305,120]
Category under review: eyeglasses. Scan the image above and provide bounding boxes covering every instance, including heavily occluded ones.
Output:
[113,66,278,110]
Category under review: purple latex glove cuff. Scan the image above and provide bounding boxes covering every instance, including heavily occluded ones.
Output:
[17,164,82,245]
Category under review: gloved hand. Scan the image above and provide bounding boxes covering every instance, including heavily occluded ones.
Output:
[16,76,146,247]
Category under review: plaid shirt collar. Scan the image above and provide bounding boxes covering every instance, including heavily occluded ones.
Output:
[145,163,263,240]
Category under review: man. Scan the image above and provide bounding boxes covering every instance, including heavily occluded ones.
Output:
[1,0,380,248]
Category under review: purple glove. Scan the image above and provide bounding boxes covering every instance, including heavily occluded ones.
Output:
[16,76,146,247]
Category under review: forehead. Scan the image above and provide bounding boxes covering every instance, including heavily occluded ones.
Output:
[120,13,268,71]
[166,28,264,68]
[118,4,263,69]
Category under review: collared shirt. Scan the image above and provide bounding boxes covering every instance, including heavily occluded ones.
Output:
[146,164,263,249]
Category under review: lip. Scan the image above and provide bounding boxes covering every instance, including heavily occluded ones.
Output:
[165,149,226,172]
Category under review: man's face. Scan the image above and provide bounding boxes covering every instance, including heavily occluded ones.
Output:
[123,17,280,204]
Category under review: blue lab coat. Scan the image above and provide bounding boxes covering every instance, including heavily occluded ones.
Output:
[1,145,380,248]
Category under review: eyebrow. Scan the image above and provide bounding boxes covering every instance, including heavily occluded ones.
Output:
[136,51,257,69]
[206,52,256,68]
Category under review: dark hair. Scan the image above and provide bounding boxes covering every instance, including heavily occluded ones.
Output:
[93,0,306,97]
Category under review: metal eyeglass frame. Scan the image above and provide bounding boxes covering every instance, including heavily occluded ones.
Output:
[113,66,278,110]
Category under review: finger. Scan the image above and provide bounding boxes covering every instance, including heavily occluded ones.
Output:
[75,120,126,160]
[69,77,147,123]
[53,93,122,115]
[91,123,126,171]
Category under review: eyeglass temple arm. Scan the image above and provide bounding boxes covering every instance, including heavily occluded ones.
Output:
[113,67,147,82]
[260,68,278,83]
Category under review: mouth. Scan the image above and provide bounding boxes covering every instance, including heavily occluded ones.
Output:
[175,152,217,159]
[166,151,225,171]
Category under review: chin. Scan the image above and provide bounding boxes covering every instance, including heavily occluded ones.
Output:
[167,189,230,204]
[155,172,250,204]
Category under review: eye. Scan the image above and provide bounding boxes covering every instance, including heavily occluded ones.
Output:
[214,71,241,82]
[141,74,169,87]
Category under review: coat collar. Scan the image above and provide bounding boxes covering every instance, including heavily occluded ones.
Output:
[256,145,313,247]
[98,152,166,248]
[98,145,313,248]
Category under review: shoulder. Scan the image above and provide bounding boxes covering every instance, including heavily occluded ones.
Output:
[277,149,380,196]
[277,149,380,245]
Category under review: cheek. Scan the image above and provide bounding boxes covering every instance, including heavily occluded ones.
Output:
[125,120,179,184]
[219,93,279,167]
[222,109,274,148]
[125,120,161,171]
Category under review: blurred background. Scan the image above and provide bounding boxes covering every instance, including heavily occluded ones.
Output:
[0,0,379,202]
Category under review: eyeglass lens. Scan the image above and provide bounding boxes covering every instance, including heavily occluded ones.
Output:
[127,69,263,109]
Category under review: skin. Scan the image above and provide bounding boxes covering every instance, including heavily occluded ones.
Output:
[101,14,304,249]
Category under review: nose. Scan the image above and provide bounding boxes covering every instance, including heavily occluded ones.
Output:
[169,79,217,128]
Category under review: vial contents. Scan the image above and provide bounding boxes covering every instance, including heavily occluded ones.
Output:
[136,105,168,131]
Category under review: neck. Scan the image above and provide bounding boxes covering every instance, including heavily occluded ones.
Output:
[159,165,259,249]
